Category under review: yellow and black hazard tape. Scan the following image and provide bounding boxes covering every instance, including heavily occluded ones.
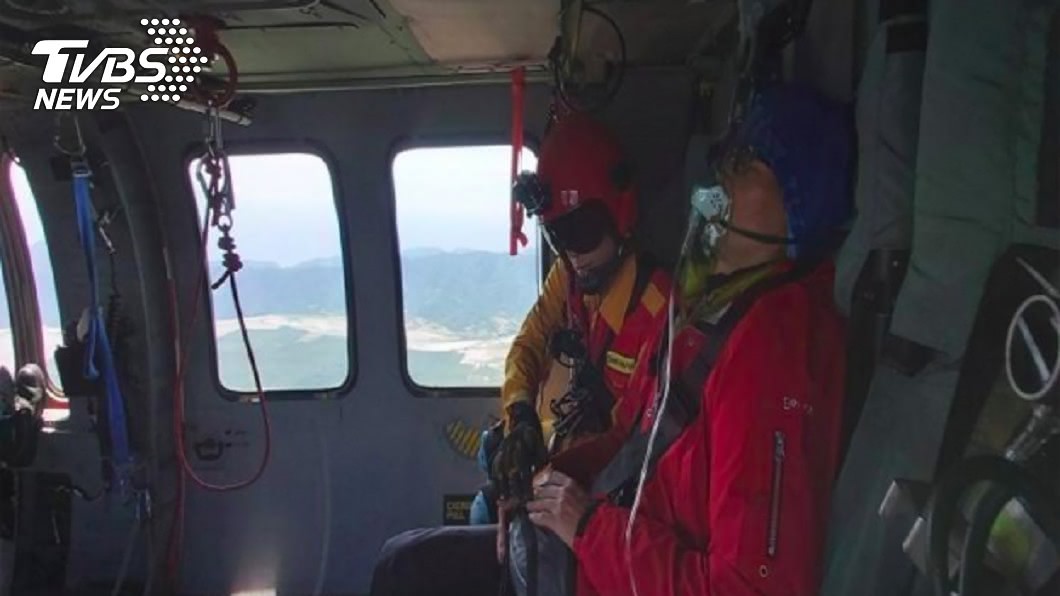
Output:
[444,419,482,460]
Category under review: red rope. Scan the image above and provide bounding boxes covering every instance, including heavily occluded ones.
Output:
[165,200,273,586]
[182,15,239,108]
[173,206,271,493]
[509,67,528,256]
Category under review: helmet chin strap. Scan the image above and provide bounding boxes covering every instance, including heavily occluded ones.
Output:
[571,243,627,295]
[719,220,796,245]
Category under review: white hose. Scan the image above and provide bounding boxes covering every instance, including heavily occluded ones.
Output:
[624,215,699,596]
[311,420,332,596]
[140,512,155,596]
[624,296,676,596]
[110,519,140,596]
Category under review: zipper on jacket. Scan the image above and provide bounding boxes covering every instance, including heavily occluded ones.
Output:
[767,430,786,558]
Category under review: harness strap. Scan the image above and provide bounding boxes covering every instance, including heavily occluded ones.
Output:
[72,165,133,487]
[551,255,660,445]
[596,253,658,366]
[567,252,657,367]
[564,260,589,343]
[594,262,814,502]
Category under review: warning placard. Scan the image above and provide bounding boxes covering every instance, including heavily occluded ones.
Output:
[443,494,475,526]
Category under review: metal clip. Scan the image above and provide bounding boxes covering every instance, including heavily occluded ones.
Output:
[135,488,152,523]
[96,207,119,256]
[209,105,224,152]
[197,105,236,226]
[200,106,225,159]
[53,113,87,159]
[55,113,93,178]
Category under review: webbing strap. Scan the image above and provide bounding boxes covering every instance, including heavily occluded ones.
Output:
[593,262,812,501]
[590,253,657,369]
[72,167,132,484]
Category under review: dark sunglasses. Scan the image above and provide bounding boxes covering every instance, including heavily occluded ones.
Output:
[544,202,614,255]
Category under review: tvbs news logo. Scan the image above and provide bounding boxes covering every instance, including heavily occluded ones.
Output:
[32,17,208,111]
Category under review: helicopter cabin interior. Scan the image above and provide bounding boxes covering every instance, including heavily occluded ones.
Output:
[0,0,1056,595]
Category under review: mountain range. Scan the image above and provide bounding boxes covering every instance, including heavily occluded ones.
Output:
[2,243,538,327]
[2,245,541,389]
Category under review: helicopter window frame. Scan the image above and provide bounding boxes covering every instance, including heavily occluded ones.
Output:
[184,145,356,399]
[0,257,12,374]
[0,156,68,418]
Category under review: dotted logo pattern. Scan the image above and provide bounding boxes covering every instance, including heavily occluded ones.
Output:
[138,18,210,103]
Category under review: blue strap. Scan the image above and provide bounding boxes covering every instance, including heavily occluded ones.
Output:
[72,166,132,482]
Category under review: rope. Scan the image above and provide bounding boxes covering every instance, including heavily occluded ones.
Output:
[172,108,272,493]
[166,107,272,586]
[510,67,528,255]
[183,16,240,109]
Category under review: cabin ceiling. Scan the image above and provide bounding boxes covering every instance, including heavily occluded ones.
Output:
[0,0,731,95]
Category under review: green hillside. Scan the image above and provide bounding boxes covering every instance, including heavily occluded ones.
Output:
[3,248,539,390]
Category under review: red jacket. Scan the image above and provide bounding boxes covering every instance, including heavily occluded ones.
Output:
[572,261,846,596]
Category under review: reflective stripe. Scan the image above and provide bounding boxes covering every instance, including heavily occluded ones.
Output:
[605,350,636,375]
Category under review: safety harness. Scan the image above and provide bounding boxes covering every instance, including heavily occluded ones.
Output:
[549,253,656,447]
[598,261,801,505]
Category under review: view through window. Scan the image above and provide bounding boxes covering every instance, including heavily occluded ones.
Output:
[188,153,349,393]
[0,260,11,369]
[393,145,539,388]
[2,162,63,387]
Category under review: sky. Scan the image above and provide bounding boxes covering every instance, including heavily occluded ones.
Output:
[393,146,538,254]
[2,145,539,334]
[3,147,542,382]
[189,145,538,267]
[10,163,45,247]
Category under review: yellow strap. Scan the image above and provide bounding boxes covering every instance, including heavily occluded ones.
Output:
[681,262,784,327]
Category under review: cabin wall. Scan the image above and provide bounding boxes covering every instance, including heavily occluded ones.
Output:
[8,68,694,594]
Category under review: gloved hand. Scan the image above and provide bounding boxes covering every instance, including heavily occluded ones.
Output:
[492,401,548,504]
[14,364,45,415]
[0,367,14,416]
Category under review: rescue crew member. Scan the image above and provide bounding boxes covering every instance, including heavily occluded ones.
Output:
[525,82,852,596]
[370,112,671,596]
[492,111,671,489]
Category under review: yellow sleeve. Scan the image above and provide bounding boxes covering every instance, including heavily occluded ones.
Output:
[501,260,569,421]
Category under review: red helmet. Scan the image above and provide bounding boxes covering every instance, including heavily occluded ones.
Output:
[531,114,636,239]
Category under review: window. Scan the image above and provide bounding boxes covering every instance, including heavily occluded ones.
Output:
[393,145,540,388]
[6,162,63,388]
[0,260,12,370]
[188,152,349,393]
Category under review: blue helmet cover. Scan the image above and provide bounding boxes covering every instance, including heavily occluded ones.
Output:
[733,83,854,259]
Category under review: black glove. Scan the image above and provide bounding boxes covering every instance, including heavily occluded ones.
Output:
[15,364,45,414]
[491,402,547,503]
